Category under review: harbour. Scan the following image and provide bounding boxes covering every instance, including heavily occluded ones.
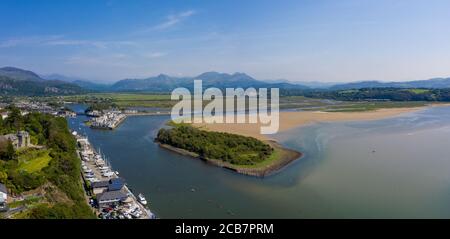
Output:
[86,110,171,130]
[88,111,127,130]
[75,131,155,219]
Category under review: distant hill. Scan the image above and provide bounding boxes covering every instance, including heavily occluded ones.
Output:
[263,79,339,89]
[42,74,112,91]
[110,72,310,92]
[331,78,450,90]
[42,73,85,82]
[70,80,111,91]
[111,74,190,92]
[0,67,88,96]
[5,66,450,95]
[0,67,43,81]
[43,71,450,93]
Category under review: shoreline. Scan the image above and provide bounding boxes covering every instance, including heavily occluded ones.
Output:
[193,104,450,141]
[156,141,302,177]
[160,104,448,176]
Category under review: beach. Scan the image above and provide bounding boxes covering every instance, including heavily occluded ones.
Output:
[193,106,431,140]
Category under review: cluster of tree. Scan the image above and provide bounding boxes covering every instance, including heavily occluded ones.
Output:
[156,124,273,165]
[0,106,94,218]
[0,140,15,161]
[280,88,450,101]
[85,102,118,113]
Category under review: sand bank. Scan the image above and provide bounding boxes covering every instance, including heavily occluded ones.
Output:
[193,106,434,140]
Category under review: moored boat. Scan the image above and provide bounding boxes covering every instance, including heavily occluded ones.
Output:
[138,193,147,205]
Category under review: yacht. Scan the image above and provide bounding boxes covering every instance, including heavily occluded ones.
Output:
[102,171,114,177]
[137,193,148,206]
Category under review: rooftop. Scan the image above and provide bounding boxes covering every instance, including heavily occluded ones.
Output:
[91,181,109,188]
[91,178,126,189]
[97,189,128,202]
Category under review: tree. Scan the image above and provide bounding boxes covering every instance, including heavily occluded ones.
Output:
[0,171,7,184]
[156,125,273,165]
[0,140,16,161]
[5,106,23,130]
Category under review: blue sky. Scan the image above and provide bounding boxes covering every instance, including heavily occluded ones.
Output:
[1,0,450,82]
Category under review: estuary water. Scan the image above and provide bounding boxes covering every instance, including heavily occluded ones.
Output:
[68,105,450,218]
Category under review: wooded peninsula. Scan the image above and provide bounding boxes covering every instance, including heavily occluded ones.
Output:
[156,124,301,177]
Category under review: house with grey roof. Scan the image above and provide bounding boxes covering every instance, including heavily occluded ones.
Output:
[91,178,125,195]
[97,189,129,207]
[91,181,110,195]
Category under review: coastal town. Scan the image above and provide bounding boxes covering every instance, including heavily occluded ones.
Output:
[0,101,157,219]
[0,100,77,119]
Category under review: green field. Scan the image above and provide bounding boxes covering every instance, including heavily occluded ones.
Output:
[63,92,435,112]
[7,195,42,209]
[406,89,431,94]
[64,93,173,108]
[236,146,281,169]
[17,149,52,173]
[313,101,429,112]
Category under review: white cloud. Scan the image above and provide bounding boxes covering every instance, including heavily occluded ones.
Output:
[144,10,196,32]
[45,40,108,48]
[45,39,136,49]
[0,35,63,48]
[143,52,167,58]
[0,35,136,49]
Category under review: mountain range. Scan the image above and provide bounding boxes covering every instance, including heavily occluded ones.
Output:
[329,78,450,90]
[108,72,309,92]
[62,71,450,92]
[42,73,111,91]
[0,67,88,96]
[3,66,450,96]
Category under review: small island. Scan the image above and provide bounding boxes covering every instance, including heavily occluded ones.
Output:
[155,124,302,177]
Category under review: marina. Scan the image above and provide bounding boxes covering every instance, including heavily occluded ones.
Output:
[86,110,170,130]
[89,111,127,129]
[75,131,155,219]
